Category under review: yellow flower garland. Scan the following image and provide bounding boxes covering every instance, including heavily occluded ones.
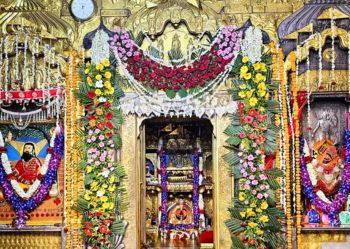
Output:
[279,48,292,249]
[291,51,302,248]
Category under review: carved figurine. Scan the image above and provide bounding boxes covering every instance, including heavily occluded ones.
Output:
[312,108,338,142]
[171,33,181,51]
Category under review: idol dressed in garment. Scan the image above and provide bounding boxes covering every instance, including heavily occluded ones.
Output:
[13,143,42,185]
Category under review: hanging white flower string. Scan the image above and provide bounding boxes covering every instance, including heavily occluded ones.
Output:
[285,69,296,213]
[23,32,28,91]
[15,33,19,81]
[331,9,336,84]
[306,42,311,135]
[32,37,39,88]
[296,45,299,92]
[4,36,9,95]
[42,44,48,105]
[276,42,287,212]
[318,33,322,88]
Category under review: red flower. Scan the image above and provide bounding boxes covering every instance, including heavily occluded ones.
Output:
[106,132,113,138]
[86,105,93,112]
[89,115,96,120]
[103,219,112,226]
[248,109,257,117]
[95,212,102,217]
[97,122,105,130]
[150,72,156,78]
[238,102,245,110]
[248,239,256,245]
[99,225,108,234]
[106,112,113,120]
[84,221,92,228]
[88,91,96,99]
[104,101,111,108]
[134,55,141,62]
[84,228,93,236]
[105,121,113,129]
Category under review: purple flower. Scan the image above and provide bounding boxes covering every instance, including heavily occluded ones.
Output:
[99,142,105,148]
[98,135,105,141]
[257,193,263,199]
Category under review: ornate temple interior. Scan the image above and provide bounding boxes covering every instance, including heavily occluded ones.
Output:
[143,118,214,247]
[2,0,350,249]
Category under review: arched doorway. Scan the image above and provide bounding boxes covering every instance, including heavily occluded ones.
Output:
[140,117,215,248]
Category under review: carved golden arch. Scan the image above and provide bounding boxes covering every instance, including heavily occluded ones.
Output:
[284,26,350,71]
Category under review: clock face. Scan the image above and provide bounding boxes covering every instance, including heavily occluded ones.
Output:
[70,0,96,22]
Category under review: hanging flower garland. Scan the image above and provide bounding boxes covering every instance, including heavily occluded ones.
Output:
[300,130,350,225]
[75,58,126,249]
[224,49,285,249]
[0,126,64,228]
[111,26,242,96]
[159,149,200,231]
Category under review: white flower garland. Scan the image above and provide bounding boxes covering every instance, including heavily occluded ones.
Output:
[0,125,59,199]
[115,42,240,117]
[276,42,287,212]
[285,70,296,213]
[4,36,9,94]
[331,10,336,83]
[318,33,322,88]
[15,33,19,81]
[306,42,311,133]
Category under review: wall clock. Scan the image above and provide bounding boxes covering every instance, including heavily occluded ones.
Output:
[70,0,97,22]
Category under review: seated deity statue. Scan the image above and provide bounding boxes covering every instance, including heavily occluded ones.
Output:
[311,139,343,197]
[168,199,192,225]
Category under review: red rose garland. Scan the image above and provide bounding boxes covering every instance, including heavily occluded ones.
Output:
[111,26,242,94]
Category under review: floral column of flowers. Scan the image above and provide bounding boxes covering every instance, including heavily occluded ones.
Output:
[75,58,126,249]
[224,52,285,249]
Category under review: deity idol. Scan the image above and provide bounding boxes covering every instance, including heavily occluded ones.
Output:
[312,108,338,142]
[13,143,42,185]
[311,139,343,197]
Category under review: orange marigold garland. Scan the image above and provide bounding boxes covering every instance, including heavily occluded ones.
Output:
[279,48,292,249]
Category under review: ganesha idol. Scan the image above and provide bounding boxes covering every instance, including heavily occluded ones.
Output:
[309,139,344,197]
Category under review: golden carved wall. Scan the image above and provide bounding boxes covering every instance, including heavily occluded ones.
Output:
[0,232,61,249]
[2,0,350,248]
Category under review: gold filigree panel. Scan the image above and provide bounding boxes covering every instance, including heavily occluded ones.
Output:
[297,70,349,92]
[0,233,61,249]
